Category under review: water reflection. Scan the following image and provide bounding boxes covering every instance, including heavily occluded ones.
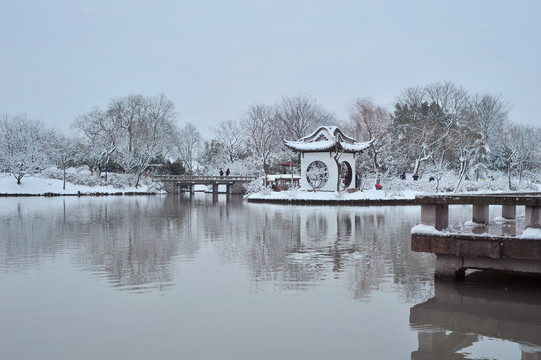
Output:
[0,195,434,299]
[410,273,541,359]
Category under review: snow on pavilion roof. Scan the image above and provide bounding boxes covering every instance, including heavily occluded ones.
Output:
[284,126,373,153]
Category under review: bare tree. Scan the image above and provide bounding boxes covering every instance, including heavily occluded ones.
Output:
[210,119,244,162]
[275,94,337,141]
[107,94,149,154]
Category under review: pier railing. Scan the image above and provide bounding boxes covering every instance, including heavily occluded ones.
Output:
[415,193,541,230]
[411,193,541,280]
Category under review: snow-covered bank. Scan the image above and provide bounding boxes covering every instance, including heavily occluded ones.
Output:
[245,188,418,202]
[245,171,540,203]
[0,173,163,196]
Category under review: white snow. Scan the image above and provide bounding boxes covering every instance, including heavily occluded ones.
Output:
[521,227,541,239]
[284,125,372,153]
[245,188,418,201]
[411,224,441,235]
[0,173,161,195]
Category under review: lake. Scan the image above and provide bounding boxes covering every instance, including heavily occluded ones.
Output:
[1,195,540,359]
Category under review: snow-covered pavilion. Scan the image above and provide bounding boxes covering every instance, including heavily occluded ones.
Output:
[284,126,373,191]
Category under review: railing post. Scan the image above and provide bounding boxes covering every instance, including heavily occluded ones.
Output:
[501,205,516,220]
[421,203,449,230]
[525,206,541,229]
[472,204,489,225]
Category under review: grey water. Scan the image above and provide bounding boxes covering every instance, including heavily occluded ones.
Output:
[1,195,540,359]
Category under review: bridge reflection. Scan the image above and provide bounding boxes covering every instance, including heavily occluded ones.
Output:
[410,273,541,359]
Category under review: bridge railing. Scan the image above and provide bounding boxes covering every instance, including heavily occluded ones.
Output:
[152,175,258,182]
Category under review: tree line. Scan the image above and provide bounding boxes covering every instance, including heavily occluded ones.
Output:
[1,82,540,190]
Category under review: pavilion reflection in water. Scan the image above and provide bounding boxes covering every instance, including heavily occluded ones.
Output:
[410,273,541,360]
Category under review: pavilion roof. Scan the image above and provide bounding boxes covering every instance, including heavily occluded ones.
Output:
[284,126,373,153]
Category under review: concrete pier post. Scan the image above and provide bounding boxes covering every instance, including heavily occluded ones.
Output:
[189,184,194,195]
[421,204,449,230]
[501,205,516,220]
[226,184,232,195]
[525,206,541,229]
[472,204,489,225]
[212,183,219,195]
[435,255,465,280]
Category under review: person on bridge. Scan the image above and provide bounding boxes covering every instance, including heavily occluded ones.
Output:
[226,168,230,176]
[219,169,224,177]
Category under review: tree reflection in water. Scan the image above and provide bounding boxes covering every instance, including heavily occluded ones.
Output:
[0,195,434,300]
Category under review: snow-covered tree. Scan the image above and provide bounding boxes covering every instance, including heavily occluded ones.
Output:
[471,92,510,151]
[176,123,202,174]
[0,114,50,184]
[114,94,177,187]
[47,132,82,190]
[495,123,538,190]
[346,97,391,185]
[73,94,178,185]
[242,104,279,181]
[72,107,118,180]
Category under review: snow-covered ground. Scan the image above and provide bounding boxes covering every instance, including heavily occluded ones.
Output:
[1,168,539,198]
[244,171,540,202]
[245,188,418,201]
[0,172,162,195]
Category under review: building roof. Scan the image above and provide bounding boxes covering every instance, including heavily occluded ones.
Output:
[284,126,373,153]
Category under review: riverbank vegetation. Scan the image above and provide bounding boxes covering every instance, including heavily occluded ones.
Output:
[1,81,540,193]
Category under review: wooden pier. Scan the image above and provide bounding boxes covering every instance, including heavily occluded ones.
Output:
[411,193,541,280]
[153,175,257,195]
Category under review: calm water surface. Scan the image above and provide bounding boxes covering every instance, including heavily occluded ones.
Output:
[1,195,540,359]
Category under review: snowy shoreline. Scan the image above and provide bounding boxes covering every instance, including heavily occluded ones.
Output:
[0,173,163,197]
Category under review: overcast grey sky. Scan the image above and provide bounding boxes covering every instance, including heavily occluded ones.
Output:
[1,0,539,139]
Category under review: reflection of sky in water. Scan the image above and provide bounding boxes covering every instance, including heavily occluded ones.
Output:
[0,195,539,359]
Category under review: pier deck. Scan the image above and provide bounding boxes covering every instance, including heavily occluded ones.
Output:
[411,193,541,280]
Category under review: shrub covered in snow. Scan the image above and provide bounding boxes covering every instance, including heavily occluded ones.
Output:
[40,166,160,191]
[243,177,270,195]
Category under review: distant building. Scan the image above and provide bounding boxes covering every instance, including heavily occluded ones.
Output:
[284,126,373,191]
